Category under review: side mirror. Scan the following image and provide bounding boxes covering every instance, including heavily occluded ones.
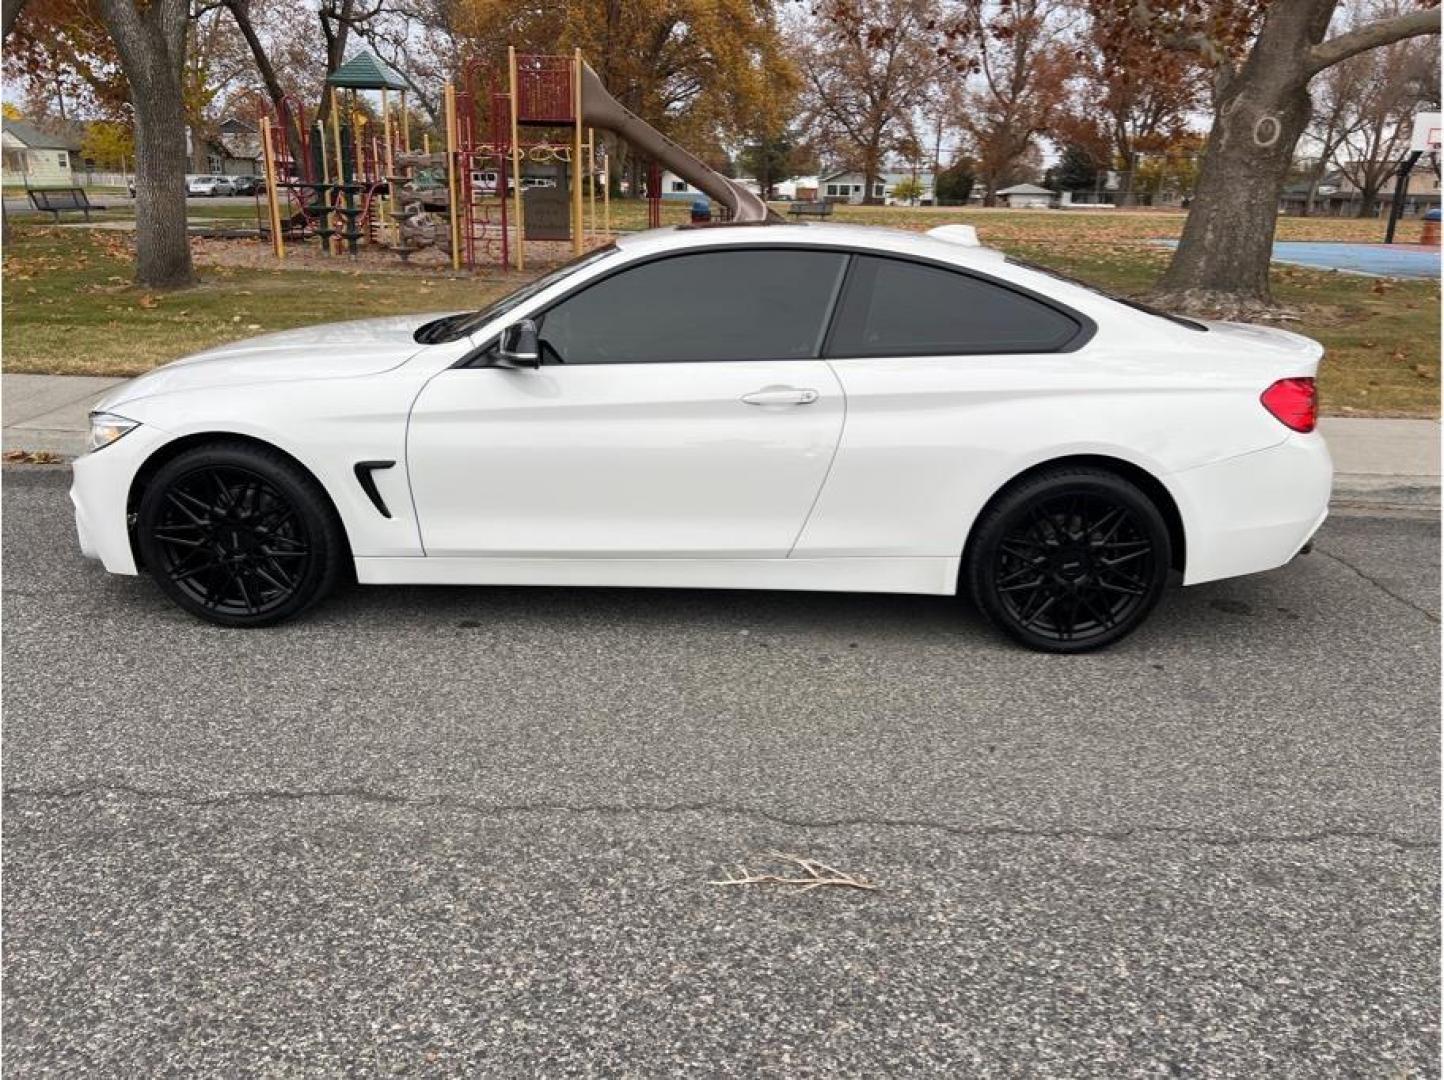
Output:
[495,318,540,368]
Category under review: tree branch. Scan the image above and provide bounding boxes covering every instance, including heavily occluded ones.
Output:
[1308,6,1441,75]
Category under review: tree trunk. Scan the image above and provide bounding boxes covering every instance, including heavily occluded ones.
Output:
[134,80,196,287]
[1151,0,1440,314]
[98,0,196,289]
[862,148,879,206]
[1150,3,1327,315]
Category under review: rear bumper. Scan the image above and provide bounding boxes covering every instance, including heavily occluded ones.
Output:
[1172,433,1333,586]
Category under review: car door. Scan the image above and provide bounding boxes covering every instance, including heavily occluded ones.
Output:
[795,253,1092,559]
[407,247,850,558]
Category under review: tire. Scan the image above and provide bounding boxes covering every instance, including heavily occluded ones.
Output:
[135,441,346,628]
[965,467,1171,653]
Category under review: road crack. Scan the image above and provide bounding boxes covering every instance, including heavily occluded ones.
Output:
[1313,546,1439,624]
[3,783,1436,851]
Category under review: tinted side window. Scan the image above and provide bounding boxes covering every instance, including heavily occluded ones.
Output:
[538,249,848,364]
[827,255,1080,357]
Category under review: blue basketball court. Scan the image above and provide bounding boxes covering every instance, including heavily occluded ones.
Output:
[1155,240,1440,279]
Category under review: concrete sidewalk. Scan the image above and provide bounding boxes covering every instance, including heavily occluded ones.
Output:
[3,372,1438,506]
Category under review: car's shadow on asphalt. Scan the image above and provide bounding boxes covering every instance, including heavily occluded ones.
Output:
[74,554,1348,659]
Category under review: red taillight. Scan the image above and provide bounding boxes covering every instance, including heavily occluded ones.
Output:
[1260,377,1317,433]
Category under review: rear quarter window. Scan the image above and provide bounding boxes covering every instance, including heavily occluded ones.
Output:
[827,255,1085,357]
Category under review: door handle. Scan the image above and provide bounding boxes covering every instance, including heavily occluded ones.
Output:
[740,387,820,406]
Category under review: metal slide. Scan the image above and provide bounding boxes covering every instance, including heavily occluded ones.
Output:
[577,63,780,224]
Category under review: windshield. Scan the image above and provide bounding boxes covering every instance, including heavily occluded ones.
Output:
[414,244,620,344]
[1006,256,1208,332]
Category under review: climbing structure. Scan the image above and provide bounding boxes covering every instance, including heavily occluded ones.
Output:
[257,46,770,271]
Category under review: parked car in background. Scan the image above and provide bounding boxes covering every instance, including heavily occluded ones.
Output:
[187,175,236,197]
[228,175,262,196]
[471,170,499,195]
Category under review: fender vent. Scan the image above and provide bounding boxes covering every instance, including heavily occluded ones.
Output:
[354,460,396,518]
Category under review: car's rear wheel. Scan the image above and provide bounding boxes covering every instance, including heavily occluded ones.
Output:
[966,467,1171,653]
[136,442,345,628]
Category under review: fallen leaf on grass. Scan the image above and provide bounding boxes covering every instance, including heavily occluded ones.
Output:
[137,295,158,309]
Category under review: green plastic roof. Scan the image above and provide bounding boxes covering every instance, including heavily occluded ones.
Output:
[326,51,408,91]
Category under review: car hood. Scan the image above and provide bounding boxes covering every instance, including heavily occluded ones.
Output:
[96,313,459,411]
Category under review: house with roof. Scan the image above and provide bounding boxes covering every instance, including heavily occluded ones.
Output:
[818,169,935,205]
[1279,165,1441,217]
[2,119,82,188]
[995,182,1054,209]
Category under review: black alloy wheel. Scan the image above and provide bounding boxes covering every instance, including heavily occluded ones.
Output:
[967,468,1171,652]
[136,442,345,627]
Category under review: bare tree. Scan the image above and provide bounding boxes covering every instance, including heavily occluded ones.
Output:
[1103,0,1441,315]
[1330,7,1440,216]
[796,0,944,204]
[96,0,196,288]
[1301,47,1371,214]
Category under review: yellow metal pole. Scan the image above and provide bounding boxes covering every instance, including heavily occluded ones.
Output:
[509,45,524,270]
[329,90,344,255]
[381,87,394,245]
[603,144,610,239]
[316,118,332,254]
[444,81,462,271]
[400,90,410,151]
[260,119,285,260]
[587,128,596,245]
[571,48,584,257]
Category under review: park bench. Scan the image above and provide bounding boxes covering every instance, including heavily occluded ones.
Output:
[27,187,106,222]
[788,200,834,220]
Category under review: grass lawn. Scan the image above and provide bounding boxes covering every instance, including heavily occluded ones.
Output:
[2,207,1437,416]
[2,226,518,375]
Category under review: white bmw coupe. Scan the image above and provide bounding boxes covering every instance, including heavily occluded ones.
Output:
[72,223,1332,651]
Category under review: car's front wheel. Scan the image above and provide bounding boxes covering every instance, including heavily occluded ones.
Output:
[965,467,1171,653]
[135,442,346,627]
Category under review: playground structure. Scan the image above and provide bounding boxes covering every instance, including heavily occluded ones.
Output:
[257,47,771,272]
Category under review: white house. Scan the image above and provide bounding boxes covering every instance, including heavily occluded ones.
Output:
[995,183,1054,209]
[2,120,81,188]
[659,170,707,202]
[818,170,935,205]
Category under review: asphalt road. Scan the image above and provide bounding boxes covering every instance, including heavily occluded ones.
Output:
[3,467,1438,1076]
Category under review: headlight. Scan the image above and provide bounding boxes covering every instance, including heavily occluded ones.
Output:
[87,412,139,453]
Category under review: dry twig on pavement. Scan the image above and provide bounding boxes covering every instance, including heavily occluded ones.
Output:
[710,852,880,893]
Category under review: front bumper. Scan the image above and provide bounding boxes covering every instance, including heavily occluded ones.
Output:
[1172,432,1333,586]
[69,423,173,575]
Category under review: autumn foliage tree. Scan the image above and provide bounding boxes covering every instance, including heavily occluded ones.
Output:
[1058,11,1207,205]
[946,0,1072,205]
[797,0,944,204]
